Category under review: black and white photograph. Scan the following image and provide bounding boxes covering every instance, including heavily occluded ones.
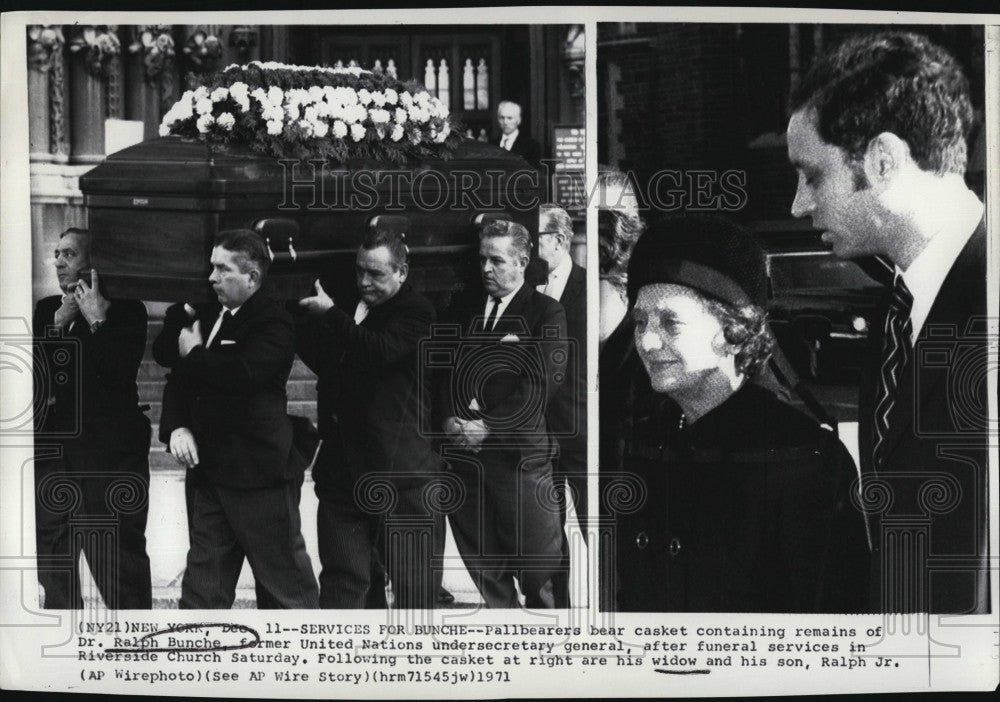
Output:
[18,21,588,613]
[0,7,997,700]
[597,22,992,615]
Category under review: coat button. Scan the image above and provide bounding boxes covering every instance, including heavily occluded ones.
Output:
[669,537,681,556]
[635,531,649,549]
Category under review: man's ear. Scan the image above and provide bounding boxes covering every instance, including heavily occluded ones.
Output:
[863,132,910,185]
[397,261,409,281]
[248,268,261,286]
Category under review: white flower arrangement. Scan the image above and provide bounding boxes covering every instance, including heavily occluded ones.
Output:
[160,61,459,162]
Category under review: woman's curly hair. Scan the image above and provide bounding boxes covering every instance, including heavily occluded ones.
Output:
[701,297,775,379]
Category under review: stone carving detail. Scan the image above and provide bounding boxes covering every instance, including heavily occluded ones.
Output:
[183,27,223,78]
[67,25,121,78]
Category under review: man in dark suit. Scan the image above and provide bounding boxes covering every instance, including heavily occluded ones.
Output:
[440,219,567,608]
[33,228,152,609]
[154,229,318,609]
[497,100,542,167]
[536,205,587,606]
[788,31,989,614]
[294,227,440,609]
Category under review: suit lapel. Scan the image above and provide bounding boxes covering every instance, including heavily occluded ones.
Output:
[560,264,585,308]
[878,219,985,464]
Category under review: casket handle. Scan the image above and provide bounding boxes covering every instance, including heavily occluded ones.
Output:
[253,218,300,263]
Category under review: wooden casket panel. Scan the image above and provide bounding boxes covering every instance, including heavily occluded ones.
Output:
[80,137,543,303]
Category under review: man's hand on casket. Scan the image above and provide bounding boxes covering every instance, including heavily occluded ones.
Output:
[169,427,200,469]
[298,279,335,315]
[74,270,110,328]
[178,319,204,358]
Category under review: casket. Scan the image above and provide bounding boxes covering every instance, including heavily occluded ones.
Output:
[79,137,542,303]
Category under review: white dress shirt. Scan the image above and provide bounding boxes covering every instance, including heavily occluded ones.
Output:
[481,286,520,330]
[898,197,983,344]
[353,300,370,324]
[537,254,573,301]
[206,304,242,347]
[500,129,519,151]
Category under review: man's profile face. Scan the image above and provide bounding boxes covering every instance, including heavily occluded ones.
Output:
[53,232,89,293]
[787,108,881,259]
[208,246,257,308]
[480,235,526,297]
[356,245,406,307]
[497,104,521,136]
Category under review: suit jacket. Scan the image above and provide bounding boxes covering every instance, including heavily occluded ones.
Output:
[497,133,542,166]
[545,262,587,452]
[858,219,989,614]
[294,284,439,497]
[441,282,567,465]
[154,288,303,489]
[33,296,150,460]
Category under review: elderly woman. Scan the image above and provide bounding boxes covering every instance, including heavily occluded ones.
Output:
[610,215,869,613]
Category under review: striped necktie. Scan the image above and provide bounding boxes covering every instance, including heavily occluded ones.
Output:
[872,277,913,471]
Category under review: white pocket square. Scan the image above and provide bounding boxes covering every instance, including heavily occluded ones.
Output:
[468,398,482,412]
[220,339,236,346]
[500,333,520,342]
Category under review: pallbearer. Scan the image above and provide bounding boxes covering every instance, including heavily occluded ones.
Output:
[154,229,318,609]
[294,227,440,609]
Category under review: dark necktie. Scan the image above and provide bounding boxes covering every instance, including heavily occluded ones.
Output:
[209,310,232,348]
[872,277,913,471]
[483,296,501,331]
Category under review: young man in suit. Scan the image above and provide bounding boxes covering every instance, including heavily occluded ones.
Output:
[154,229,318,609]
[787,31,989,614]
[294,228,440,609]
[440,219,568,608]
[33,228,152,609]
[496,100,542,167]
[537,205,587,606]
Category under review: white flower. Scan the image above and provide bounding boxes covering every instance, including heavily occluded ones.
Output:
[235,97,251,113]
[210,87,229,103]
[414,90,430,105]
[332,120,348,139]
[286,103,301,121]
[267,86,284,106]
[435,122,450,143]
[303,105,319,123]
[261,104,284,122]
[394,108,408,125]
[371,91,386,107]
[408,106,428,124]
[308,86,325,103]
[229,81,249,101]
[194,86,209,100]
[384,88,398,105]
[390,124,405,142]
[369,108,391,125]
[350,123,366,141]
[344,104,367,124]
[196,113,215,133]
[158,123,171,136]
[298,119,314,137]
[195,98,214,115]
[399,91,413,108]
[216,112,236,131]
[266,119,283,136]
[312,120,329,139]
[251,87,267,103]
[357,89,372,106]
